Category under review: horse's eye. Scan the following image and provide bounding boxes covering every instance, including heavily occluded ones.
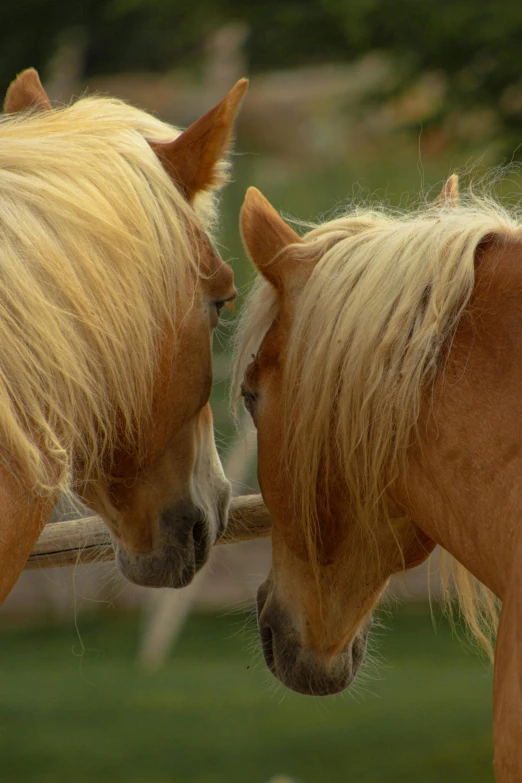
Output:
[214,299,235,317]
[240,384,258,421]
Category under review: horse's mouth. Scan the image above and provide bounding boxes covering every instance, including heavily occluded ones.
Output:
[260,632,359,696]
[115,536,212,589]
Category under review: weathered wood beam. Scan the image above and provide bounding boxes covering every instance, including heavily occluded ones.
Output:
[25,494,271,571]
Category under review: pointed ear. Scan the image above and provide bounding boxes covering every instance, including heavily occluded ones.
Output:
[4,68,52,114]
[240,187,304,291]
[151,78,248,202]
[434,174,459,207]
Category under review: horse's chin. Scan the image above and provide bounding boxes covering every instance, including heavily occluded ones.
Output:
[260,623,368,696]
[115,540,211,588]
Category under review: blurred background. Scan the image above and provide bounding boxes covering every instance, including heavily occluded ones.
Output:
[2,1,520,780]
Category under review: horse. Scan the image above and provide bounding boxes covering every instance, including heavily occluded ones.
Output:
[0,68,247,605]
[234,177,522,781]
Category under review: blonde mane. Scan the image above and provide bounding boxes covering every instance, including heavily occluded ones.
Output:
[0,95,221,496]
[235,189,522,657]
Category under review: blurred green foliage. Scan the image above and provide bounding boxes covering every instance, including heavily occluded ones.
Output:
[2,1,522,151]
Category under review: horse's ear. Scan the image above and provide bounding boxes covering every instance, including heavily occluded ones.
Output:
[4,69,52,114]
[434,174,459,207]
[240,187,304,291]
[151,78,248,202]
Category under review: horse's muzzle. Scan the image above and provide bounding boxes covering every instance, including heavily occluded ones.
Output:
[257,578,372,696]
[115,491,229,588]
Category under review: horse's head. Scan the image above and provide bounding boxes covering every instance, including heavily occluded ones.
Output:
[101,226,237,590]
[3,70,246,589]
[97,80,246,588]
[237,188,436,695]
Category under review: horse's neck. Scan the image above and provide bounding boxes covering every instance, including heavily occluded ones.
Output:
[400,240,522,600]
[404,438,520,600]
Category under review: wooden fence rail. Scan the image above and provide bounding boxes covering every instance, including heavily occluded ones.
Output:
[25,494,272,571]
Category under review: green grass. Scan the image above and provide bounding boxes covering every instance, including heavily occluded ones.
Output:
[0,604,493,782]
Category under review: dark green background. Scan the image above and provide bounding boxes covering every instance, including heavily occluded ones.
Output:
[2,0,522,154]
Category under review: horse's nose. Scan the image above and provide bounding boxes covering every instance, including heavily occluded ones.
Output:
[256,577,279,672]
[115,498,212,589]
[160,499,210,567]
[190,515,208,567]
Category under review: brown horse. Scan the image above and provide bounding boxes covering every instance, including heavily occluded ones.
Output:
[0,68,246,603]
[235,178,522,780]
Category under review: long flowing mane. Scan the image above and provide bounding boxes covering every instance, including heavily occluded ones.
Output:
[0,96,221,496]
[234,187,522,655]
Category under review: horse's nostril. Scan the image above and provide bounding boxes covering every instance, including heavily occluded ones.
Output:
[351,636,366,672]
[260,622,275,670]
[191,519,207,566]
